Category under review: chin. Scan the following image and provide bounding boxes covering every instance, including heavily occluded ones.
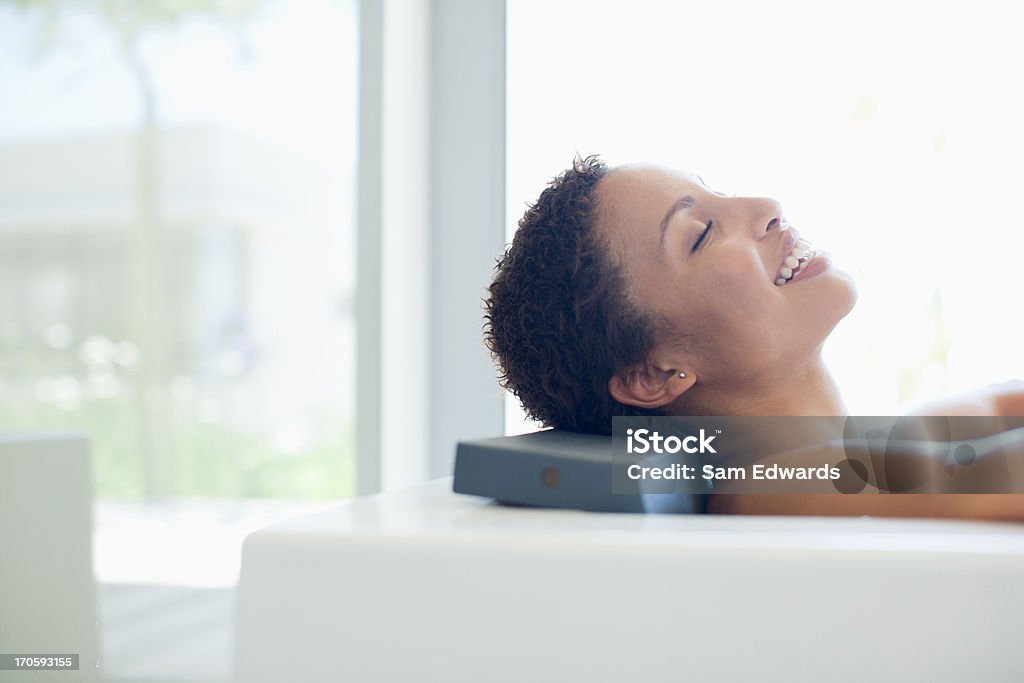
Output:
[795,270,858,350]
[830,266,859,318]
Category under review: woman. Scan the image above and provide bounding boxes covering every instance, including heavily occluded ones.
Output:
[484,155,1024,521]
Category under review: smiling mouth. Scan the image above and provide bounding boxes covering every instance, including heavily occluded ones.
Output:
[774,237,816,286]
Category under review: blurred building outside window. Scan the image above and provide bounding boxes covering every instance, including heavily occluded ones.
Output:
[1,0,358,585]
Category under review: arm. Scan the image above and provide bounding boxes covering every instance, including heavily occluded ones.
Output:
[994,380,1024,419]
[906,380,1024,426]
[708,491,1024,521]
[707,412,1024,521]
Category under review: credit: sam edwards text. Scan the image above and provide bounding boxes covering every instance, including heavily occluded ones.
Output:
[626,463,842,481]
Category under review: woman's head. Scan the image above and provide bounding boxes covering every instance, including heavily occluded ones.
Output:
[484,156,857,433]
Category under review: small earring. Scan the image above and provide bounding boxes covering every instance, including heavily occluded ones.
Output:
[678,371,687,379]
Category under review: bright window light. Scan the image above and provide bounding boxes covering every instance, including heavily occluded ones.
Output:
[506,0,1024,431]
[0,0,357,500]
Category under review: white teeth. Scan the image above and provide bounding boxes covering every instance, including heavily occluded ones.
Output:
[774,236,816,286]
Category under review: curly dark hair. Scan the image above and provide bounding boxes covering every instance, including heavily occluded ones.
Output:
[483,155,662,434]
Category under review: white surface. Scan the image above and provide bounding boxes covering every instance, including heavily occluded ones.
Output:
[236,478,1024,682]
[0,435,101,682]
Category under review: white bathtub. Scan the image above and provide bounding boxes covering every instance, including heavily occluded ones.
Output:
[235,478,1024,682]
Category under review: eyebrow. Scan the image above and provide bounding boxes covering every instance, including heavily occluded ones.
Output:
[659,195,696,247]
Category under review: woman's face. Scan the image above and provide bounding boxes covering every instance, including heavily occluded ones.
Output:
[595,165,858,384]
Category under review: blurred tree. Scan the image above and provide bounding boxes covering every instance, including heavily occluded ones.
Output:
[2,0,267,497]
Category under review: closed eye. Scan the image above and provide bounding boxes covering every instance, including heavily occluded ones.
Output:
[691,220,713,253]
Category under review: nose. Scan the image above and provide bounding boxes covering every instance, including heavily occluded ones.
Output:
[747,197,783,239]
[718,196,784,240]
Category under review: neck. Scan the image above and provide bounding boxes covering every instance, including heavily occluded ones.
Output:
[671,354,847,417]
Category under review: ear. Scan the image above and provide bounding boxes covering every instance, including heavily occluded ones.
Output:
[607,358,695,409]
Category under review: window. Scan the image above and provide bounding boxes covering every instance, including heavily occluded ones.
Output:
[0,0,357,499]
[507,0,1024,427]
